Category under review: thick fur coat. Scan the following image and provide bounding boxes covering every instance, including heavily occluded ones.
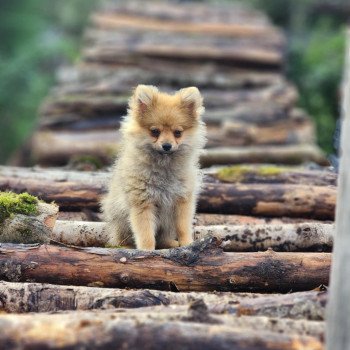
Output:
[101,85,206,250]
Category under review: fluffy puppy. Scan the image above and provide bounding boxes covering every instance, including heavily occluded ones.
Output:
[101,85,206,250]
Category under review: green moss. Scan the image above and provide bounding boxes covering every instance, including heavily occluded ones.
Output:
[69,155,104,170]
[104,243,123,249]
[216,165,290,182]
[0,192,38,223]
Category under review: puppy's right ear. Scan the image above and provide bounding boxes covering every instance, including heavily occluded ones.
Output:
[130,85,158,118]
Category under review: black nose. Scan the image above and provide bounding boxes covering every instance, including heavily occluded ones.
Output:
[162,143,172,152]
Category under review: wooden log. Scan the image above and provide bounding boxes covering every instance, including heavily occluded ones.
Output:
[194,223,334,252]
[32,124,316,166]
[51,220,334,252]
[0,166,336,218]
[83,30,283,68]
[91,13,283,40]
[31,130,120,166]
[55,64,284,97]
[0,238,331,292]
[40,82,297,120]
[211,164,337,186]
[200,145,329,167]
[0,281,327,321]
[206,118,316,147]
[194,214,333,226]
[199,183,336,220]
[0,310,324,350]
[0,193,58,244]
[101,1,271,27]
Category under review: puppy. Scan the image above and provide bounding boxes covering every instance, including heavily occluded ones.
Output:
[101,85,206,250]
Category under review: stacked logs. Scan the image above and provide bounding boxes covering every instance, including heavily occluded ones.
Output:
[22,0,327,167]
[2,0,337,348]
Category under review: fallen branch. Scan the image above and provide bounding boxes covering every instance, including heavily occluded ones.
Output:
[0,238,331,292]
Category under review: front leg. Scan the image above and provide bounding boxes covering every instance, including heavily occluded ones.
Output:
[129,205,156,250]
[175,196,195,247]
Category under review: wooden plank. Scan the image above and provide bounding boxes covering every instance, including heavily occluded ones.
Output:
[326,29,350,350]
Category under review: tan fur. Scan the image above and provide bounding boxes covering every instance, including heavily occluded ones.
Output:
[101,85,206,250]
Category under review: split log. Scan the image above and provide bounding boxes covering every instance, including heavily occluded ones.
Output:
[52,220,334,252]
[210,164,337,186]
[0,196,58,244]
[200,145,329,167]
[0,310,324,350]
[0,166,336,219]
[0,238,331,292]
[0,281,327,320]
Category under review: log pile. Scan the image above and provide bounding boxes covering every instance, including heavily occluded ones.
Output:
[3,0,339,348]
[20,0,327,167]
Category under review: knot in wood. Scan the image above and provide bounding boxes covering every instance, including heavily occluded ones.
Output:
[119,273,130,284]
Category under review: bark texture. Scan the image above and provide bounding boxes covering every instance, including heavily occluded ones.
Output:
[0,238,331,292]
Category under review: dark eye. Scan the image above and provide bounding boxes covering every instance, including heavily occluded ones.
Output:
[150,128,160,137]
[174,130,182,138]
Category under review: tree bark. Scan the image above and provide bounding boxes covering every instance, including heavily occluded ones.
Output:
[0,281,326,321]
[0,166,336,219]
[0,238,331,292]
[0,202,58,244]
[200,145,328,167]
[52,220,334,252]
[0,310,324,350]
[199,183,335,220]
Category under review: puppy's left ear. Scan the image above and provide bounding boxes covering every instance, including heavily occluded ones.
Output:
[177,87,204,119]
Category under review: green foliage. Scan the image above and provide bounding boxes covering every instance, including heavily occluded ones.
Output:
[245,0,345,154]
[0,0,95,163]
[0,192,38,223]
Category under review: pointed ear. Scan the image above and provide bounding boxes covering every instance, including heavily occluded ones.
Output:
[177,87,204,119]
[130,85,158,117]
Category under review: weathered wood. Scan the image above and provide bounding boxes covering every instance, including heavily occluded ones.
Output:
[200,145,328,167]
[52,220,334,252]
[326,30,350,350]
[40,82,297,119]
[206,118,315,147]
[91,12,282,40]
[0,310,324,350]
[0,238,331,292]
[0,201,58,244]
[83,29,283,68]
[0,166,336,219]
[0,281,327,321]
[194,213,332,226]
[199,183,336,220]
[195,223,334,252]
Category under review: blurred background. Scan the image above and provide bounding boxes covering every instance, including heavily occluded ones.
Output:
[0,0,347,164]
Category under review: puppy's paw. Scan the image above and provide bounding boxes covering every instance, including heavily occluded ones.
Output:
[158,239,180,249]
[178,236,193,247]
